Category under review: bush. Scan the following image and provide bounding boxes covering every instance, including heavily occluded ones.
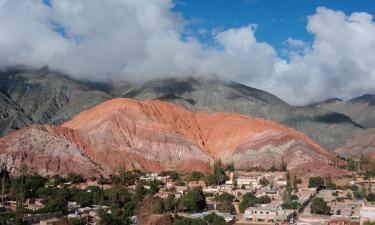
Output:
[308,177,325,188]
[160,171,179,181]
[310,197,331,215]
[188,171,203,182]
[203,213,228,225]
[367,193,375,202]
[325,177,336,190]
[178,187,206,213]
[173,217,206,225]
[259,177,270,186]
[281,201,301,209]
[215,193,234,203]
[66,173,86,184]
[239,193,271,212]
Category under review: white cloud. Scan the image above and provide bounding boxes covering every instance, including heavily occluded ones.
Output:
[0,1,374,105]
[273,7,375,104]
[285,37,306,48]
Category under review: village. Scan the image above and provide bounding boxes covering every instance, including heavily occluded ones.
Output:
[1,160,375,225]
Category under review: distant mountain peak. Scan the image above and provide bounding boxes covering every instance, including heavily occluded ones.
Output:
[350,94,375,106]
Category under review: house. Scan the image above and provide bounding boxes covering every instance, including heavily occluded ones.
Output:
[39,218,60,225]
[328,218,359,225]
[25,198,44,211]
[360,204,375,225]
[244,206,295,223]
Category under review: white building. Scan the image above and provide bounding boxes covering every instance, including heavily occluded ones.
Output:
[360,204,375,225]
[244,206,294,223]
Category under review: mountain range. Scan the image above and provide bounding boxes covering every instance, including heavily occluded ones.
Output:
[0,68,374,176]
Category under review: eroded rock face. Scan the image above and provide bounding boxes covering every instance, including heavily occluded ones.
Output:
[0,125,102,176]
[0,98,334,176]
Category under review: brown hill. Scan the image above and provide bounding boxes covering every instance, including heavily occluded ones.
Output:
[0,98,335,176]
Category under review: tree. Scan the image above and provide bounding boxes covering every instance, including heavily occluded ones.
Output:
[310,197,331,215]
[269,162,278,172]
[203,213,228,225]
[259,177,269,186]
[239,193,271,212]
[292,175,298,194]
[160,171,179,181]
[367,193,375,203]
[173,217,206,225]
[188,171,203,182]
[215,192,234,203]
[308,177,325,188]
[325,176,336,190]
[226,162,235,172]
[135,184,147,201]
[206,160,227,185]
[215,193,235,214]
[165,193,176,212]
[281,201,301,209]
[66,173,85,184]
[178,187,206,213]
[280,158,287,171]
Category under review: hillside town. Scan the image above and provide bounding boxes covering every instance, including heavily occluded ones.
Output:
[2,158,375,225]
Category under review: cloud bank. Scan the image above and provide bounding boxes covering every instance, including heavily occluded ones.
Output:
[0,0,375,105]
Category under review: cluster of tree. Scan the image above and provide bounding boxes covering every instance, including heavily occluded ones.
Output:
[214,193,235,214]
[281,172,300,209]
[346,156,375,178]
[259,177,269,186]
[239,193,271,212]
[173,213,228,225]
[178,187,206,213]
[51,173,86,186]
[308,176,336,189]
[310,197,331,215]
[206,161,228,186]
[187,171,203,182]
[269,158,287,172]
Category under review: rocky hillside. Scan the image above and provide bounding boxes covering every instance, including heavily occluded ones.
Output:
[0,69,112,136]
[123,77,361,151]
[314,94,375,128]
[334,128,375,159]
[0,98,335,176]
[0,69,362,152]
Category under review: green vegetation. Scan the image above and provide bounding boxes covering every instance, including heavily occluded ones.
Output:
[346,156,375,177]
[310,197,331,215]
[173,213,228,225]
[187,171,203,182]
[259,177,269,186]
[366,193,375,203]
[215,193,235,214]
[292,175,299,193]
[160,171,179,181]
[173,217,207,225]
[203,213,228,225]
[281,201,301,209]
[206,160,227,186]
[164,193,177,212]
[178,187,206,213]
[226,162,235,172]
[325,176,336,190]
[239,193,271,213]
[308,176,325,188]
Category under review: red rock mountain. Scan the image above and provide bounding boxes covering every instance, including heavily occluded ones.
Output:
[0,98,334,176]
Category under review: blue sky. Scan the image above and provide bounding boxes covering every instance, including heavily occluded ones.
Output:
[174,0,375,50]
